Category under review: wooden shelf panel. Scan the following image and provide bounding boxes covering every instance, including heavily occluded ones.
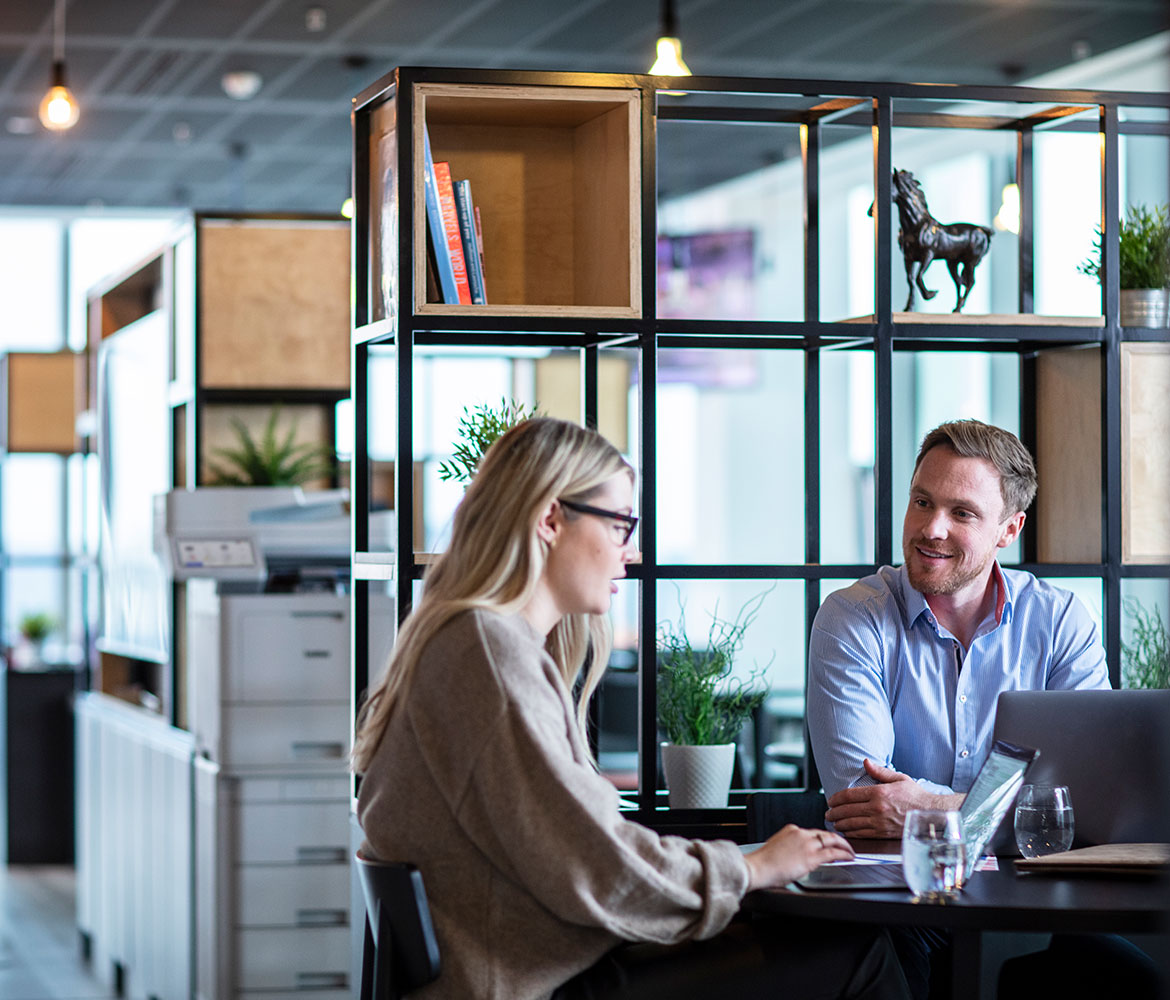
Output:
[1,351,84,454]
[415,84,641,316]
[1121,343,1170,564]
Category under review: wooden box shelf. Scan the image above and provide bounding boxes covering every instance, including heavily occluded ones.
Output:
[415,84,641,318]
[1,351,84,454]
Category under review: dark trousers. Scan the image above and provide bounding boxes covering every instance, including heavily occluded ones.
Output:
[552,917,912,1000]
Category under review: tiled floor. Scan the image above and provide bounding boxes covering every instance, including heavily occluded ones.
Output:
[0,866,114,1000]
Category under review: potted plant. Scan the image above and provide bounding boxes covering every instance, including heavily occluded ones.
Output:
[13,611,55,669]
[206,407,335,486]
[1121,598,1169,690]
[1078,203,1170,327]
[656,587,772,809]
[437,397,540,485]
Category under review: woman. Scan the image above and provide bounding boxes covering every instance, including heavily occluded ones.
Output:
[354,417,908,1000]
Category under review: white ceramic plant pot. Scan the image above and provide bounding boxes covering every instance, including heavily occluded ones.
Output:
[1120,288,1170,328]
[660,742,736,809]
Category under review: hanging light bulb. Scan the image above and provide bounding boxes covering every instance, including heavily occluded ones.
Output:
[649,0,692,77]
[39,0,79,131]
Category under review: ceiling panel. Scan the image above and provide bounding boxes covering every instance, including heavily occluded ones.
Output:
[0,0,1163,213]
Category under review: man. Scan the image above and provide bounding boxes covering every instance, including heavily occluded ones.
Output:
[807,418,1109,840]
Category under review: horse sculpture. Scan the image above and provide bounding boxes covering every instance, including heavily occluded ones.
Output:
[879,169,994,313]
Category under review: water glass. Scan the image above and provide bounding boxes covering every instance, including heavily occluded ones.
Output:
[1014,784,1075,858]
[902,809,966,902]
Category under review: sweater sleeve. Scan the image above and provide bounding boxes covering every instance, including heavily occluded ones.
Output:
[411,613,748,945]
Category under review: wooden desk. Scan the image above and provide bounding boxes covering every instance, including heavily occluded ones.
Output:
[747,858,1167,1000]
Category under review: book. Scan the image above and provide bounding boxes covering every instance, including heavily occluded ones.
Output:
[453,178,487,304]
[422,127,460,304]
[1014,843,1169,875]
[432,160,472,305]
[473,205,486,286]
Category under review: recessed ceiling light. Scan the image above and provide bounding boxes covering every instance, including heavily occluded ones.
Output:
[221,70,263,100]
[306,6,327,32]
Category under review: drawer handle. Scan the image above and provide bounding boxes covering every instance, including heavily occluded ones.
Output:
[302,650,332,659]
[291,611,345,620]
[296,846,347,864]
[291,741,344,759]
[295,972,347,990]
[296,908,348,927]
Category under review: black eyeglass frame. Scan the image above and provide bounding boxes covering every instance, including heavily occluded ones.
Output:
[558,499,639,545]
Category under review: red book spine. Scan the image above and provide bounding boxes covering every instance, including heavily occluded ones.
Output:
[432,161,472,305]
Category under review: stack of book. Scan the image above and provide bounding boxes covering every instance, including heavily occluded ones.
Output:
[423,126,487,305]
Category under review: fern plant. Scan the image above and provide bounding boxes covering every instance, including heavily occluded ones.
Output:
[656,587,774,746]
[1078,203,1170,289]
[1121,599,1170,690]
[436,398,540,485]
[206,407,335,487]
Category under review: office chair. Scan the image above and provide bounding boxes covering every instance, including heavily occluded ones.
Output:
[356,855,442,999]
[744,790,828,842]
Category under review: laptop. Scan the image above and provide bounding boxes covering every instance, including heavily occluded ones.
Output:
[796,739,1038,891]
[991,689,1170,849]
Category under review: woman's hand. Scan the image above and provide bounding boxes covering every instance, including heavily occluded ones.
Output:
[743,824,854,890]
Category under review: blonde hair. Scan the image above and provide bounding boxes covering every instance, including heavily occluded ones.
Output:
[352,417,633,774]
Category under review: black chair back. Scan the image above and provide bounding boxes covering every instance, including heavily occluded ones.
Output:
[356,856,441,999]
[745,790,828,842]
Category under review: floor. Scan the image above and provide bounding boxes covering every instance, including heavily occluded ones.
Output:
[0,866,114,1000]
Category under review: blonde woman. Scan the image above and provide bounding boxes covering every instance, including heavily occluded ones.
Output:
[354,417,909,1000]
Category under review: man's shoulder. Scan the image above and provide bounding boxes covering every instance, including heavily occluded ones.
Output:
[815,566,907,629]
[999,567,1077,610]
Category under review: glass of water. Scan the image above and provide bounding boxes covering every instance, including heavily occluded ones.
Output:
[902,809,966,902]
[1014,784,1075,858]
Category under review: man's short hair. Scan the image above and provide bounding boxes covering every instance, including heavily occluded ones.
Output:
[913,419,1038,518]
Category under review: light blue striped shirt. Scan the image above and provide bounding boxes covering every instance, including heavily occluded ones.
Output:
[807,563,1110,798]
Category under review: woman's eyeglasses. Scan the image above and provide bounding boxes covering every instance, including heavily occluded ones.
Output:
[558,499,638,546]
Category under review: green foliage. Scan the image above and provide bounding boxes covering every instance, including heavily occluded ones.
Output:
[1078,204,1170,290]
[656,586,774,746]
[206,407,335,487]
[1121,598,1170,690]
[436,398,540,485]
[19,612,54,642]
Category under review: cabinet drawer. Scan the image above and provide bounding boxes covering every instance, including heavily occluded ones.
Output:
[236,865,349,928]
[227,601,348,702]
[235,926,349,991]
[234,799,349,865]
[221,703,349,766]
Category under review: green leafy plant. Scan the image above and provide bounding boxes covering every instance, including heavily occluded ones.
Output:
[436,398,540,484]
[1121,598,1170,690]
[206,407,335,487]
[19,612,54,643]
[1077,203,1170,289]
[656,586,774,746]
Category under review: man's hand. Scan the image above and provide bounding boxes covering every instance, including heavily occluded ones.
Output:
[824,759,964,839]
[743,824,855,890]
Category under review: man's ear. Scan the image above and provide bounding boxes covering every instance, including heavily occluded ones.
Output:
[997,510,1025,549]
[534,498,561,546]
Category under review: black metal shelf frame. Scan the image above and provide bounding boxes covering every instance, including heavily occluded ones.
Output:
[350,67,1170,824]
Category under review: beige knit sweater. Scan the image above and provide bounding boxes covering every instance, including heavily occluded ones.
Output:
[357,609,749,1000]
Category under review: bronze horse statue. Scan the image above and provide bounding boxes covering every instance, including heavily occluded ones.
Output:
[874,169,993,313]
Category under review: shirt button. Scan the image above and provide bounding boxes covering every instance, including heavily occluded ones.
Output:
[959,695,967,703]
[960,749,969,758]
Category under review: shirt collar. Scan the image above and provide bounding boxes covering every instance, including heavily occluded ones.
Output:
[897,561,1016,631]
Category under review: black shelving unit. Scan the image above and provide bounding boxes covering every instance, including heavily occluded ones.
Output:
[350,67,1169,836]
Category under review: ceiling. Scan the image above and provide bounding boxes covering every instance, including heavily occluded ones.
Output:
[0,0,1166,214]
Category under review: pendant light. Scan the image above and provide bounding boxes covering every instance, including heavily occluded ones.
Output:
[39,0,80,131]
[649,0,692,77]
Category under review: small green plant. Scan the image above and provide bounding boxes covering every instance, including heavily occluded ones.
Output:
[207,407,335,487]
[656,586,774,746]
[19,612,54,643]
[1078,204,1170,290]
[436,398,540,485]
[1121,599,1170,690]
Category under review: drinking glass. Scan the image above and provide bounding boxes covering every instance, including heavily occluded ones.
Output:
[1014,784,1075,858]
[902,809,966,901]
